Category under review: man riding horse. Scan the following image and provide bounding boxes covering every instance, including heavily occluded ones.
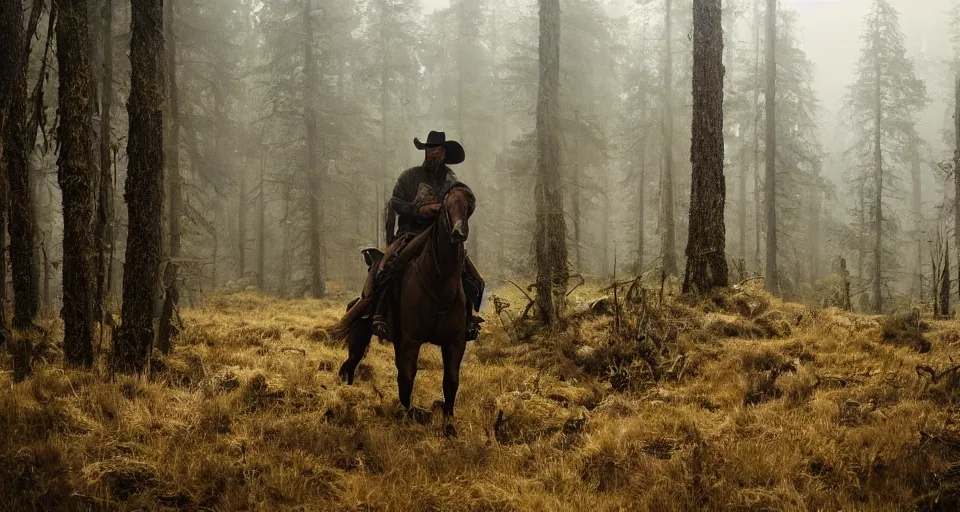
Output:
[357,131,484,341]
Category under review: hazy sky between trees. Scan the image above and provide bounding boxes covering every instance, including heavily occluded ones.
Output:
[426,0,954,191]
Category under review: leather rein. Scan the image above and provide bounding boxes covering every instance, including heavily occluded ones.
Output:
[412,199,466,318]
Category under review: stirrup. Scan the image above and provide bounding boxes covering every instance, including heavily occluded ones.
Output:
[372,318,389,339]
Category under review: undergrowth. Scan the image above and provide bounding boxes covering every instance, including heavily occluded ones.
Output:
[2,282,960,511]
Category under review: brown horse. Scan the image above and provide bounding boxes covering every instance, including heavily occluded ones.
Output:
[337,184,476,433]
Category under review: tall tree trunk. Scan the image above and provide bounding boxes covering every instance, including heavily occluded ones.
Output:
[601,184,611,281]
[858,181,866,286]
[96,0,114,322]
[942,247,951,318]
[534,0,567,325]
[661,0,677,276]
[279,182,292,298]
[238,171,246,280]
[158,0,180,355]
[810,181,822,284]
[303,0,325,298]
[763,0,777,293]
[571,116,582,271]
[954,76,960,308]
[5,0,39,331]
[165,0,180,263]
[56,0,97,368]
[637,152,645,273]
[910,138,922,299]
[117,0,165,374]
[0,0,15,347]
[380,4,389,244]
[752,0,762,272]
[457,1,479,264]
[258,156,265,289]
[872,49,883,313]
[684,0,728,294]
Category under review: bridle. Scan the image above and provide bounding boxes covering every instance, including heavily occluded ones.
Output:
[413,189,469,319]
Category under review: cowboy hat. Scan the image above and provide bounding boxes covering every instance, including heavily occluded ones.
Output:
[413,131,465,165]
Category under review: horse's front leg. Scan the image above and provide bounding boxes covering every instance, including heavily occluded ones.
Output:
[395,338,422,410]
[338,318,372,385]
[440,338,466,437]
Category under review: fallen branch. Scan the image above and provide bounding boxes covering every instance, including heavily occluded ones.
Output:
[916,364,960,384]
[566,274,586,297]
[280,347,306,356]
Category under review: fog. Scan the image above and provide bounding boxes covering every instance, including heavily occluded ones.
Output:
[4,0,960,333]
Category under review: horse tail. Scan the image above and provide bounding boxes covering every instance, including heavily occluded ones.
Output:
[329,296,373,342]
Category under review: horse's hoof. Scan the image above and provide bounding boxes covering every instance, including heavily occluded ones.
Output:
[337,363,353,385]
[443,422,458,438]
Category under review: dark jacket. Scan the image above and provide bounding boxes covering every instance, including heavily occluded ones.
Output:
[385,164,459,244]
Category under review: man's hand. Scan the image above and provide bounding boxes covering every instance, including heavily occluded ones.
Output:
[418,203,442,217]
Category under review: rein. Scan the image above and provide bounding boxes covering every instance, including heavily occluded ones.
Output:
[413,201,466,319]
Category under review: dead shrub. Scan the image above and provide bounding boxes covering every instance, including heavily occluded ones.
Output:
[82,457,160,500]
[881,310,931,353]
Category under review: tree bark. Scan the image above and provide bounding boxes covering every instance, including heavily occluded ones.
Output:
[238,171,246,280]
[56,0,97,368]
[571,121,582,271]
[117,0,165,374]
[942,247,951,318]
[4,0,40,330]
[910,138,922,299]
[661,0,677,276]
[457,1,479,264]
[954,76,960,309]
[872,44,883,313]
[763,0,777,293]
[0,0,17,346]
[258,156,265,289]
[303,0,325,298]
[683,0,728,294]
[535,0,568,325]
[753,0,762,272]
[96,0,114,322]
[279,182,292,298]
[637,153,645,273]
[165,0,181,262]
[810,179,821,284]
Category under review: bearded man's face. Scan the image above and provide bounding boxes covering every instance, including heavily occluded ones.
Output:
[425,146,446,171]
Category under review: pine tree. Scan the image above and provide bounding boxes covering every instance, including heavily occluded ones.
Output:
[684,0,728,293]
[4,0,40,330]
[56,0,98,367]
[117,0,166,373]
[843,0,926,312]
[535,0,568,325]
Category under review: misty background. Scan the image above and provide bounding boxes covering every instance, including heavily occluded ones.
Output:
[7,0,959,319]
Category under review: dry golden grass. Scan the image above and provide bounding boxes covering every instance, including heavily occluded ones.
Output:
[2,282,960,511]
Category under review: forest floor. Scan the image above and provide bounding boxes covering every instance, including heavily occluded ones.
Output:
[2,281,960,511]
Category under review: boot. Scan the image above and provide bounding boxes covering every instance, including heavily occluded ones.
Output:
[465,300,484,341]
[466,314,484,341]
[372,292,389,340]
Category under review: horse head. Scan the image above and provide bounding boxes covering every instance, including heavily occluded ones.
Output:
[440,183,476,244]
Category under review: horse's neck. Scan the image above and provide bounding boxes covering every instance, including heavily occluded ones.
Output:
[417,226,463,287]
